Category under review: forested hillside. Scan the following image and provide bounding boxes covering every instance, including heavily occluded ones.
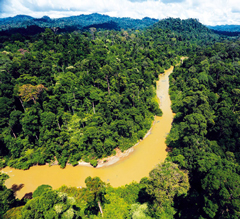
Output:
[0,17,223,170]
[1,17,240,219]
[0,23,186,169]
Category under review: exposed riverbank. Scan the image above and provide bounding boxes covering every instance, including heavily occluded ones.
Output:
[77,122,153,168]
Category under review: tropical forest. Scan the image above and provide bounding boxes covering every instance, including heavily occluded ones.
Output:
[0,13,240,219]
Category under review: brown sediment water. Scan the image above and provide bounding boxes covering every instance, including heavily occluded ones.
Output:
[2,66,174,199]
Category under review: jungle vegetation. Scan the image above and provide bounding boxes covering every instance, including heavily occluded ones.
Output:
[1,17,217,169]
[1,17,240,218]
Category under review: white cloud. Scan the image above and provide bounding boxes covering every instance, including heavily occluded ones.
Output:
[161,0,185,4]
[0,0,240,25]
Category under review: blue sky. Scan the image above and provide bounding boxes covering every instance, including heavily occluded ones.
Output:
[0,0,240,25]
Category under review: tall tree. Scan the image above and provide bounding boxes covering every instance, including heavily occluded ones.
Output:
[147,161,189,218]
[85,176,106,217]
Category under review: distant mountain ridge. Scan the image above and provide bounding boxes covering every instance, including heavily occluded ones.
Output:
[207,24,240,32]
[0,14,228,39]
[0,13,159,32]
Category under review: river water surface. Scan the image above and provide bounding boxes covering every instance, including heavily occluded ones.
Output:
[2,66,174,199]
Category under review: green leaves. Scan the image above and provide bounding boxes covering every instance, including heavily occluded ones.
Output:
[200,158,240,218]
[167,41,240,218]
[130,203,153,219]
[85,177,106,216]
[103,193,129,219]
[146,161,189,218]
[18,84,47,104]
[0,173,16,217]
[181,113,207,137]
[21,188,79,219]
[32,185,52,198]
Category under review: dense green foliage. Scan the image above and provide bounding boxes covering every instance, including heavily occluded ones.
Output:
[153,18,212,36]
[0,173,19,216]
[151,18,222,51]
[146,161,189,218]
[1,17,240,219]
[21,188,80,218]
[32,184,52,198]
[1,24,187,169]
[167,40,240,218]
[0,17,224,169]
[3,162,187,218]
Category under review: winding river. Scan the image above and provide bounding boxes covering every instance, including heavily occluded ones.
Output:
[2,66,174,199]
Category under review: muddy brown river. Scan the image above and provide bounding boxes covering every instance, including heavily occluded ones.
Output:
[2,66,174,199]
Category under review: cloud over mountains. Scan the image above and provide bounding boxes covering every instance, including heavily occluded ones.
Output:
[0,0,240,25]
